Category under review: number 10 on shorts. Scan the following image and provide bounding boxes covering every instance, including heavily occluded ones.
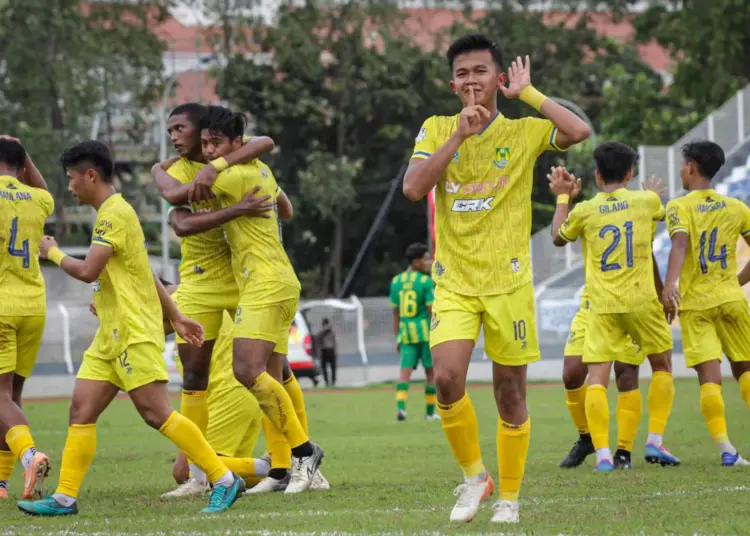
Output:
[513,320,528,349]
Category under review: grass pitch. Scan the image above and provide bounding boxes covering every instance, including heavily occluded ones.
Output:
[2,379,750,535]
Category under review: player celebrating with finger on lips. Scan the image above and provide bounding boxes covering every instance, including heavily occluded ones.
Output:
[403,34,590,524]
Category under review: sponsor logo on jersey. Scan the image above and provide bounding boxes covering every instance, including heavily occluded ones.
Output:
[511,258,521,273]
[451,197,494,212]
[493,147,511,169]
[415,127,426,142]
[92,279,102,292]
[444,177,508,195]
[430,314,439,330]
[434,261,445,277]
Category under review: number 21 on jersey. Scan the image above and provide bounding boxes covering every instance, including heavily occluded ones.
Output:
[8,216,30,268]
[599,221,633,272]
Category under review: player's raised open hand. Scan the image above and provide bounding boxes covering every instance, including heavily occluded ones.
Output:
[642,175,668,196]
[500,55,532,99]
[548,166,581,197]
[39,235,58,259]
[238,185,273,218]
[457,88,491,139]
[173,313,204,347]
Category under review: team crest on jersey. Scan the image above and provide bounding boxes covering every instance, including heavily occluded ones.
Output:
[666,206,680,228]
[493,147,511,169]
[434,261,445,277]
[416,128,426,143]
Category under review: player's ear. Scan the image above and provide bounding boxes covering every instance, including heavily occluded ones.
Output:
[496,71,506,89]
[449,79,457,94]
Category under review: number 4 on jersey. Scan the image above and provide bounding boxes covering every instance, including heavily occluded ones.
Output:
[8,216,30,268]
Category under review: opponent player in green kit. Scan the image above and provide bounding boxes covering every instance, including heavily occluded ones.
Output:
[389,243,439,422]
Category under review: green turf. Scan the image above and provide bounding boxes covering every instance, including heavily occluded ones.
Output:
[2,379,750,535]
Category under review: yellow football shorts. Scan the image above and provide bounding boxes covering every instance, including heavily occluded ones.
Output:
[208,386,263,457]
[0,315,45,378]
[430,282,540,366]
[174,285,239,344]
[234,284,299,356]
[77,342,169,392]
[584,299,672,365]
[564,304,642,361]
[680,300,750,368]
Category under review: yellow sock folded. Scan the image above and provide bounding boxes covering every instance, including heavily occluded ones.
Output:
[262,417,291,470]
[616,389,643,451]
[283,375,308,435]
[249,372,308,448]
[0,449,14,482]
[648,371,675,435]
[5,425,35,463]
[56,424,96,499]
[700,383,729,444]
[739,372,750,409]
[497,417,530,503]
[159,411,228,483]
[437,393,484,477]
[565,383,589,435]
[585,385,610,450]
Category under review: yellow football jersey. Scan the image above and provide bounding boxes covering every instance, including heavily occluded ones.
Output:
[211,162,300,295]
[412,113,565,296]
[666,189,750,311]
[0,175,53,316]
[167,158,236,291]
[559,189,664,313]
[88,194,164,359]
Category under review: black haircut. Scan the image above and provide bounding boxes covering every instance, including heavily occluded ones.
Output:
[0,138,26,172]
[60,140,115,183]
[446,33,503,72]
[593,142,639,184]
[169,102,206,129]
[681,141,725,180]
[406,242,428,263]
[200,105,245,140]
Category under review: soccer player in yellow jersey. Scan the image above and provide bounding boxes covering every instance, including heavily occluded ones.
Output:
[0,138,53,501]
[171,106,323,493]
[403,34,590,524]
[17,141,245,517]
[553,142,678,473]
[151,102,276,488]
[552,171,672,470]
[662,141,750,467]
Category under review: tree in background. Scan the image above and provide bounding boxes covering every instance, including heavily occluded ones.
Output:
[0,0,169,241]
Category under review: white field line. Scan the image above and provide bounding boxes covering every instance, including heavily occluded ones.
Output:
[2,484,747,536]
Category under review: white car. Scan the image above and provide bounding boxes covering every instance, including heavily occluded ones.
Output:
[163,310,321,384]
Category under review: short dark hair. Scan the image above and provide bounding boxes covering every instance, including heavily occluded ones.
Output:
[0,138,26,172]
[446,33,503,72]
[60,140,115,183]
[200,105,245,140]
[681,141,725,179]
[593,142,639,184]
[169,102,206,129]
[406,242,428,263]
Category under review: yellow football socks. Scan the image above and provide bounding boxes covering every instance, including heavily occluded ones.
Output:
[159,411,228,483]
[700,383,729,444]
[497,417,530,503]
[180,390,209,434]
[648,371,675,435]
[739,372,750,408]
[56,424,96,498]
[221,457,262,480]
[249,372,308,449]
[283,375,308,435]
[5,425,35,465]
[262,417,291,470]
[585,385,610,450]
[616,389,642,451]
[0,449,14,485]
[565,383,589,435]
[437,393,484,477]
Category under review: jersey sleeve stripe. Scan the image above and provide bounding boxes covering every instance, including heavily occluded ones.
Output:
[549,127,566,152]
[92,237,114,247]
[558,228,574,242]
[669,227,688,236]
[742,229,750,237]
[412,151,431,159]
